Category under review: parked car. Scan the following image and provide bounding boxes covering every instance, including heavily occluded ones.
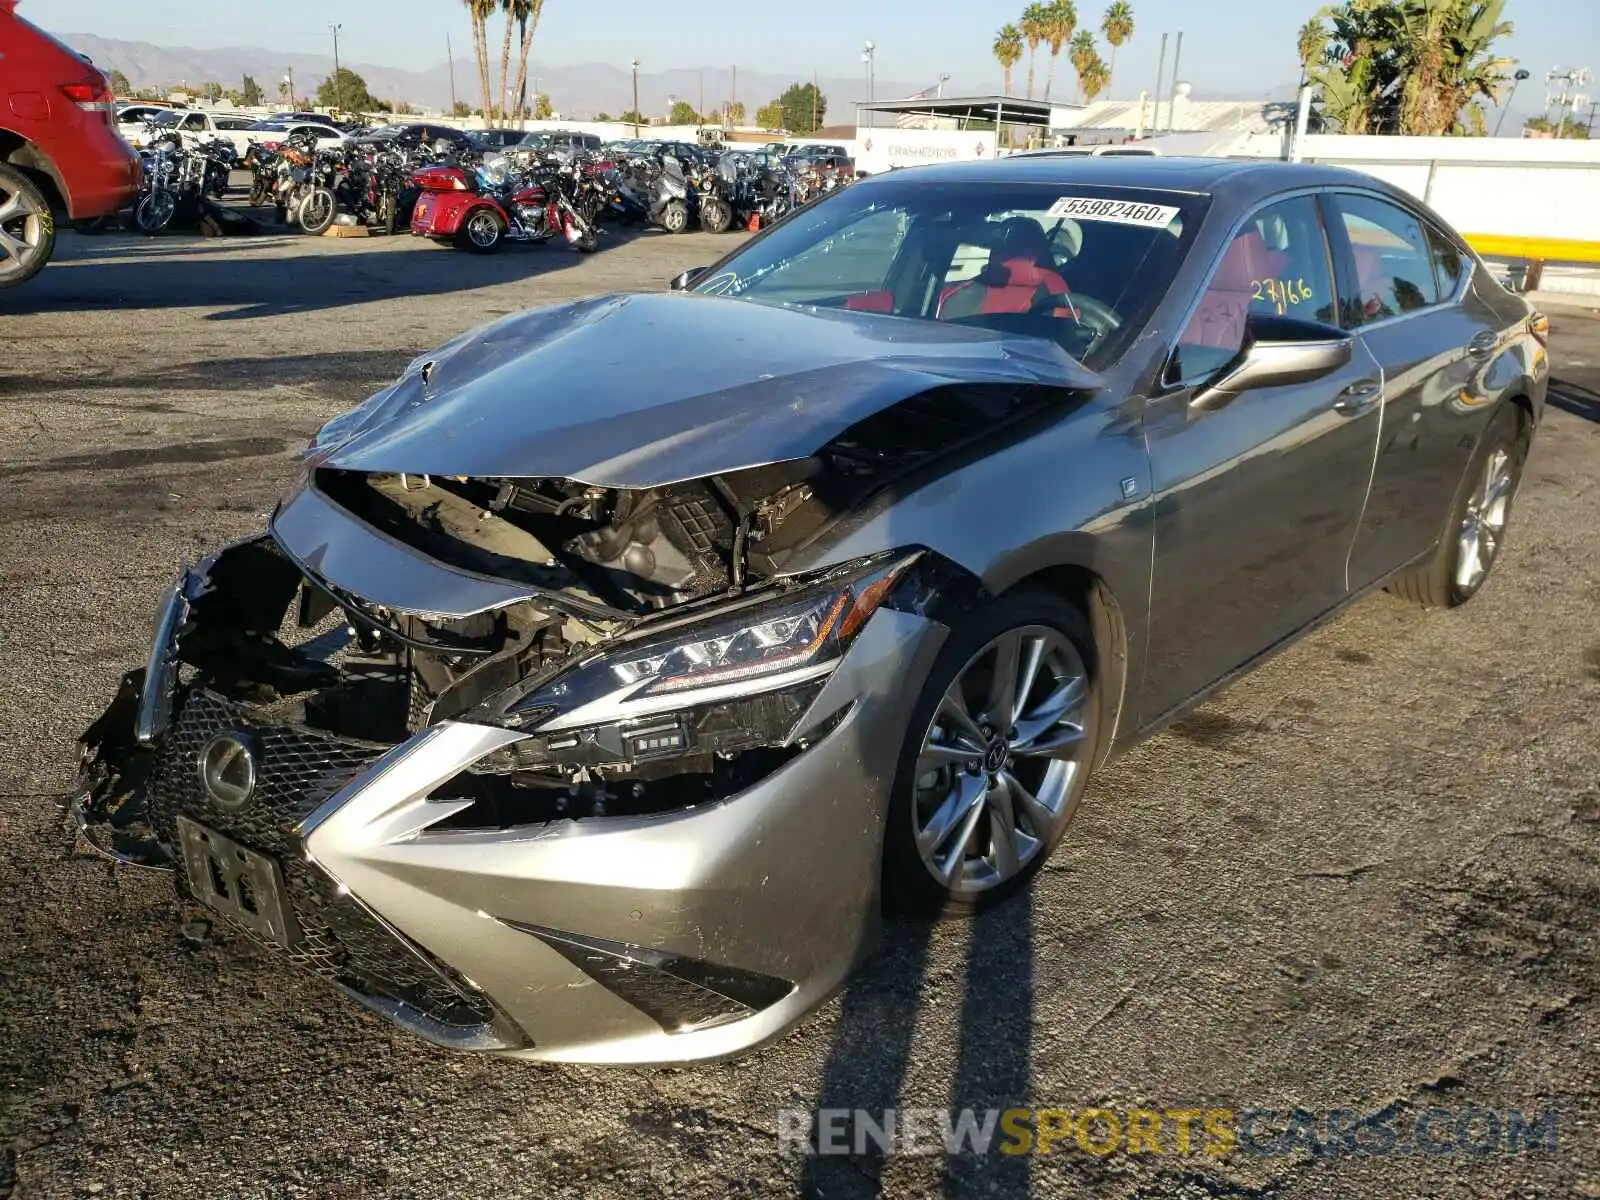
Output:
[356,123,474,151]
[243,120,349,154]
[519,129,604,154]
[123,108,266,153]
[73,156,1547,1063]
[0,5,140,286]
[114,103,171,138]
[466,128,526,151]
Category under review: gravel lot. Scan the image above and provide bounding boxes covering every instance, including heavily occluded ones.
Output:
[1,226,1597,1200]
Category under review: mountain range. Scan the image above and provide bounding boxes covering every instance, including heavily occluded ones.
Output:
[64,33,988,119]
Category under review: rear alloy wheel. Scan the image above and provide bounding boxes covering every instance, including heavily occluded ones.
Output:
[1388,404,1528,608]
[884,590,1102,917]
[0,164,55,287]
[457,209,504,253]
[659,198,689,234]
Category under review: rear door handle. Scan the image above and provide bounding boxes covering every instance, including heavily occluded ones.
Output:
[1467,331,1498,359]
[1332,379,1382,415]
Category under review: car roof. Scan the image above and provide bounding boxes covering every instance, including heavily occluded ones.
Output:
[870,155,1385,198]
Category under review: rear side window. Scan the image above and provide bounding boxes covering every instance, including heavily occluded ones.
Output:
[1332,194,1439,324]
[1427,225,1466,298]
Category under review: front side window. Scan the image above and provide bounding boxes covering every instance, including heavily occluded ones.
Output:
[1175,195,1337,382]
[1333,193,1440,325]
[180,113,207,131]
[693,181,1204,369]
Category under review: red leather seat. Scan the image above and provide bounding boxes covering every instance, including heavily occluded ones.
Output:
[938,217,1077,321]
[1181,230,1287,351]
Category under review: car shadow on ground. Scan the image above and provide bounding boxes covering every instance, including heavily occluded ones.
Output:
[1549,376,1600,424]
[800,899,1041,1199]
[2,222,664,322]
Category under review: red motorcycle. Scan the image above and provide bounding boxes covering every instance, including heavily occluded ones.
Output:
[409,160,598,254]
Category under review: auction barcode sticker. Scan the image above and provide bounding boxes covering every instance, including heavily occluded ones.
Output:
[1045,197,1181,227]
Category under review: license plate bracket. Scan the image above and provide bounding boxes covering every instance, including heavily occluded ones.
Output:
[176,816,300,948]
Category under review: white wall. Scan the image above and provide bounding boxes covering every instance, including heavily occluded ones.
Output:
[854,128,999,175]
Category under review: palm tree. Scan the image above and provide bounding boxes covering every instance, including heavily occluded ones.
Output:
[1101,1,1134,92]
[993,24,1024,97]
[1296,16,1326,82]
[464,0,496,126]
[507,0,545,124]
[1307,0,1513,135]
[1019,3,1050,100]
[1081,53,1111,102]
[1069,29,1097,101]
[1041,0,1078,103]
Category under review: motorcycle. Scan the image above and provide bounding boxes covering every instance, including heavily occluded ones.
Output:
[409,152,598,254]
[295,147,346,235]
[133,132,237,233]
[646,154,697,234]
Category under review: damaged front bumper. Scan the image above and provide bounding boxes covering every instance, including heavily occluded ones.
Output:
[70,534,948,1063]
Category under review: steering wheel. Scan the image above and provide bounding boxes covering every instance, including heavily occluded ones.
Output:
[1030,289,1121,343]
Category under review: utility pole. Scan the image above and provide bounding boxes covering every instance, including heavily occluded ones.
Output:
[329,24,343,114]
[631,58,641,136]
[812,69,818,132]
[1151,33,1167,138]
[1166,31,1184,132]
[699,71,704,125]
[446,31,457,115]
[285,65,296,106]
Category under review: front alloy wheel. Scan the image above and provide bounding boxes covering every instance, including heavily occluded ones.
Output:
[0,165,55,288]
[885,590,1101,916]
[914,628,1089,893]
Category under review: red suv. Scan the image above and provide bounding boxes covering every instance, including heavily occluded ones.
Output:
[0,0,140,287]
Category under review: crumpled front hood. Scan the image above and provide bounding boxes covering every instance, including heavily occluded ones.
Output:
[309,292,1100,487]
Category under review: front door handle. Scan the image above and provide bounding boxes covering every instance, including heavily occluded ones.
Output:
[1467,330,1498,359]
[1332,379,1382,415]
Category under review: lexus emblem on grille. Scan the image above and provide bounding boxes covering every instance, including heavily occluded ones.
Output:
[198,730,259,810]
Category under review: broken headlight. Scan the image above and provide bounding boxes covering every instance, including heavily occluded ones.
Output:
[507,552,917,732]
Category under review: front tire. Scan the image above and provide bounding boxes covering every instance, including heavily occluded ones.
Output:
[882,589,1104,919]
[133,190,176,233]
[700,196,733,234]
[297,188,337,235]
[1388,404,1529,608]
[658,198,689,234]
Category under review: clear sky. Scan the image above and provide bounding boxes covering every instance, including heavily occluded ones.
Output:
[33,0,1600,108]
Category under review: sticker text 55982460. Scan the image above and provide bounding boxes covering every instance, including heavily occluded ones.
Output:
[1045,197,1180,228]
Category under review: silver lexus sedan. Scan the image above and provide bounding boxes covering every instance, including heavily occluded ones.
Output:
[74,157,1548,1063]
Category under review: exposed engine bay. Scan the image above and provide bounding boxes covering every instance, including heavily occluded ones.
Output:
[73,383,1068,868]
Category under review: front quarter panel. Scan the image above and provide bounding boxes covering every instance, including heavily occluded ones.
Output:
[792,390,1153,740]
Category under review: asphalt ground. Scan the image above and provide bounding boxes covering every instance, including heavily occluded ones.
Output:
[1,222,1597,1200]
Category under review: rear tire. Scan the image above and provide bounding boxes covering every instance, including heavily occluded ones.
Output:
[456,209,504,254]
[882,589,1105,919]
[1388,404,1529,608]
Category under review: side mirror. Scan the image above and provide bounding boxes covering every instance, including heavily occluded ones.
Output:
[1191,316,1353,413]
[669,265,708,292]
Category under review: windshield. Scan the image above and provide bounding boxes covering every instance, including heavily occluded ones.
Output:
[691,179,1205,368]
[149,111,183,126]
